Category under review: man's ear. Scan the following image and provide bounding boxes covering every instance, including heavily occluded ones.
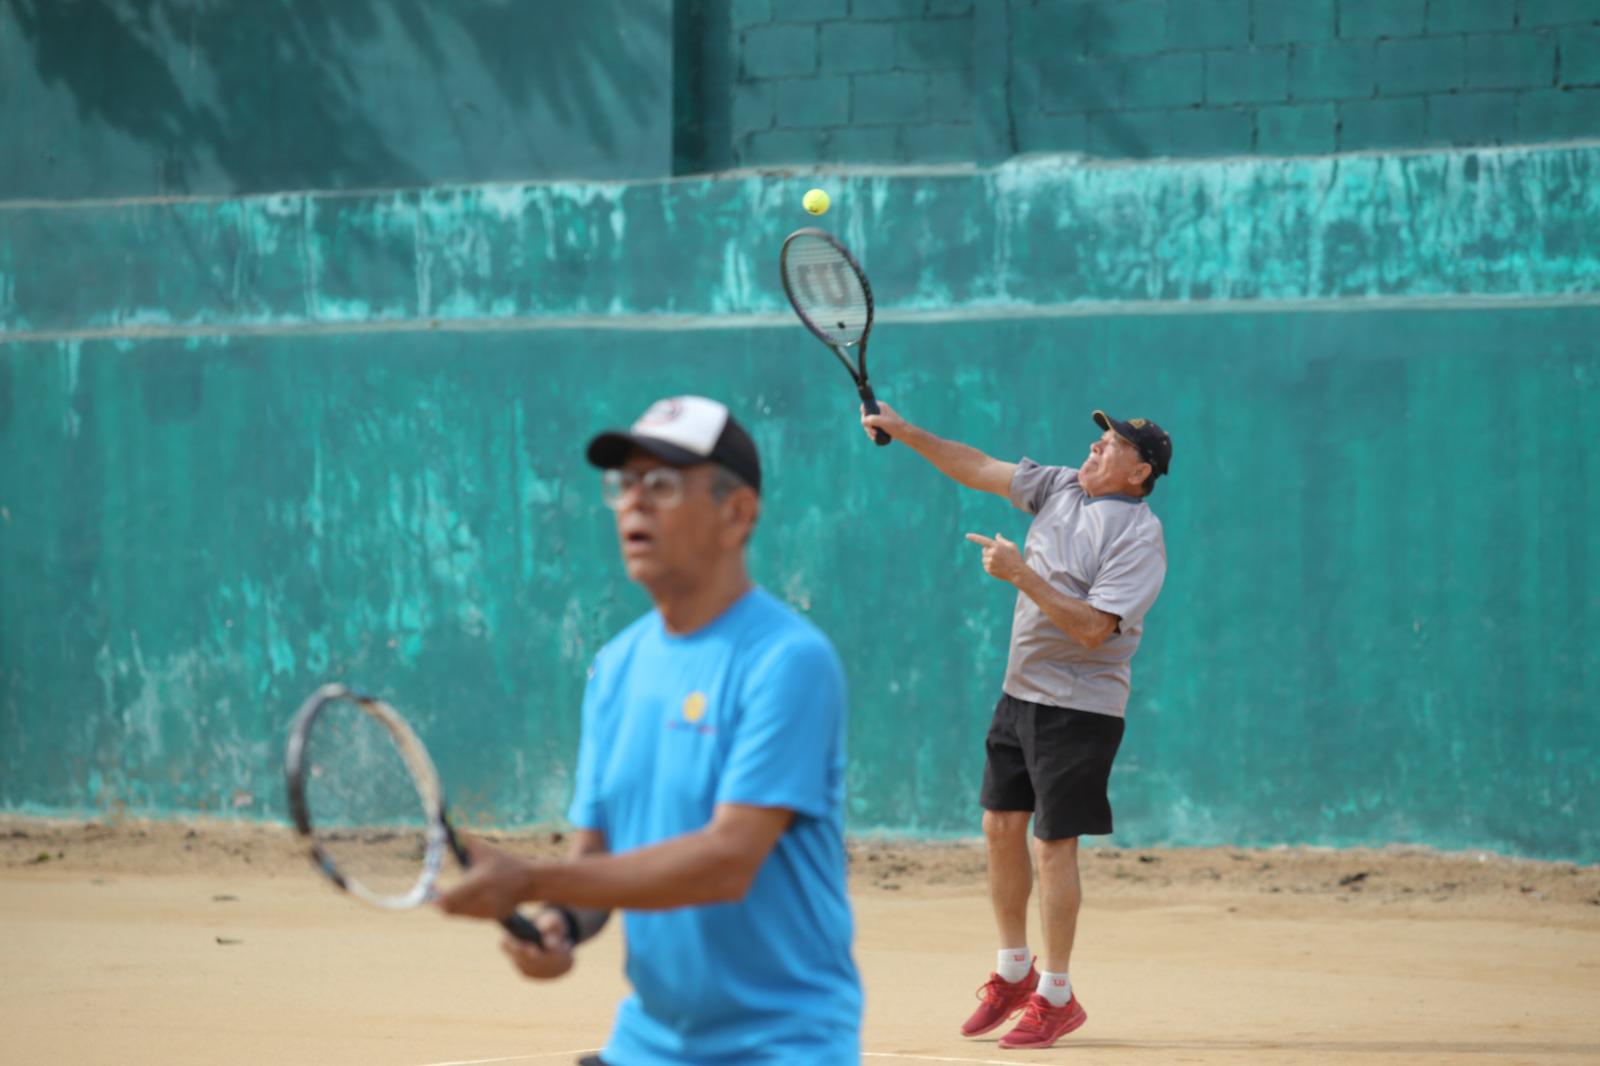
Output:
[721,488,760,547]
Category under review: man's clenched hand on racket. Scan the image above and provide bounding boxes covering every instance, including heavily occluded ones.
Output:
[438,834,577,980]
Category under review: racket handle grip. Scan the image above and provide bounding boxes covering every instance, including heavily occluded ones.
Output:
[444,819,545,946]
[500,910,545,946]
[858,386,892,447]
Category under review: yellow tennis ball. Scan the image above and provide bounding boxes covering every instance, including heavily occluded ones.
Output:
[803,188,830,216]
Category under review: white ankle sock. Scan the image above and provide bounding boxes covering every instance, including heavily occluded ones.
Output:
[996,947,1031,983]
[1038,970,1072,1007]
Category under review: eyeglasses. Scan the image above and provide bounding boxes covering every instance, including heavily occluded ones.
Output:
[602,467,688,509]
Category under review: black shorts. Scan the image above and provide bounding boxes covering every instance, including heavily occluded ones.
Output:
[980,692,1126,840]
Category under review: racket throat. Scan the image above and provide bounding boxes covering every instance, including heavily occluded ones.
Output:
[829,344,862,382]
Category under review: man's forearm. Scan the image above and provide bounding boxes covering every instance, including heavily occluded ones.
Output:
[1013,567,1117,649]
[515,828,754,912]
[895,422,1006,492]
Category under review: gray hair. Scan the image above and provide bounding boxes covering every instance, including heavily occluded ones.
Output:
[708,465,751,502]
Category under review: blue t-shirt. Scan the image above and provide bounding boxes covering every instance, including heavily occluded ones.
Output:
[568,587,862,1065]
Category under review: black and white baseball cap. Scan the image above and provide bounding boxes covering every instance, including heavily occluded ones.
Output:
[585,396,762,494]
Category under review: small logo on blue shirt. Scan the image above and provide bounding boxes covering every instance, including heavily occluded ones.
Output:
[667,691,715,734]
[683,692,706,722]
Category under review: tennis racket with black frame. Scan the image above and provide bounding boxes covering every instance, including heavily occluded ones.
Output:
[283,683,542,944]
[779,227,891,446]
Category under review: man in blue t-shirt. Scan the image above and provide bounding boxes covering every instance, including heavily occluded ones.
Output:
[438,396,862,1065]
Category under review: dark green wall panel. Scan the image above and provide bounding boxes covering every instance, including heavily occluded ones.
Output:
[7,0,1599,197]
[0,0,675,199]
[3,307,1597,860]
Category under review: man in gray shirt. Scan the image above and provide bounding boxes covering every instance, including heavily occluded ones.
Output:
[860,402,1170,1051]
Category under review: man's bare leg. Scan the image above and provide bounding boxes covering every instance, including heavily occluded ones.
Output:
[992,836,1089,1049]
[984,809,1033,948]
[1033,836,1081,974]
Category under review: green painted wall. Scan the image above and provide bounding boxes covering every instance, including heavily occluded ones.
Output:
[3,309,1597,860]
[3,143,1598,861]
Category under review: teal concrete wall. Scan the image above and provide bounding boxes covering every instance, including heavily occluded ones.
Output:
[3,144,1598,861]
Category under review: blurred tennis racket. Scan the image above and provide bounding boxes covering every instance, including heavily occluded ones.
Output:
[283,683,541,943]
[779,227,891,446]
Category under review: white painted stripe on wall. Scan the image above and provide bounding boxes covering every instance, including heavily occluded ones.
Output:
[5,290,1600,346]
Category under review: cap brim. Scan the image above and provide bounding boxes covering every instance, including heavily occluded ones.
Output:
[585,432,706,470]
[1093,409,1129,436]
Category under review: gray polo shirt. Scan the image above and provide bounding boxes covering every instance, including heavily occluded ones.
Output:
[1001,458,1167,717]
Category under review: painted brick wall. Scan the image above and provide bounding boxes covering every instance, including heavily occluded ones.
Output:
[731,0,1600,166]
[732,0,977,164]
[10,1,1593,194]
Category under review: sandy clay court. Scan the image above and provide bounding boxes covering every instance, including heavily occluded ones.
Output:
[2,818,1597,1066]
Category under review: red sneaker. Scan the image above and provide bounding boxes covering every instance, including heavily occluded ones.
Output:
[997,992,1088,1049]
[959,965,1040,1037]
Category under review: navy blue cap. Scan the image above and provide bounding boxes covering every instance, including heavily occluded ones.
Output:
[1093,410,1172,480]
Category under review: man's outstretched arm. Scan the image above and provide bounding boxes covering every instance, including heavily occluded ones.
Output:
[862,402,1016,498]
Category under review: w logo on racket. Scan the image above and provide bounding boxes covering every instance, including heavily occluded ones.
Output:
[796,262,856,307]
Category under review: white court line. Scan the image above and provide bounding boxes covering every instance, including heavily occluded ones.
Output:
[866,1054,1053,1064]
[416,1053,1041,1066]
[414,1052,600,1066]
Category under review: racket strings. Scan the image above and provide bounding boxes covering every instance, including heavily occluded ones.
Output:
[782,236,870,346]
[301,700,440,904]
